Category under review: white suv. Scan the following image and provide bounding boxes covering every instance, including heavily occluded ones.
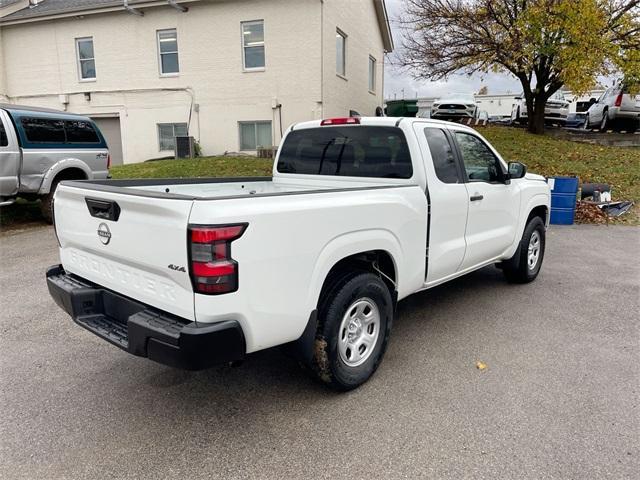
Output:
[584,81,640,131]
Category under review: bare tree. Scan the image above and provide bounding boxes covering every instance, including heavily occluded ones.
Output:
[396,0,640,134]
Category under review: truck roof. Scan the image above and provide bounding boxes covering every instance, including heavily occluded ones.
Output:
[0,103,93,121]
[292,116,476,132]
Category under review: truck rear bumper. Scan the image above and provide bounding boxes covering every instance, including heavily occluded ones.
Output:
[46,265,245,370]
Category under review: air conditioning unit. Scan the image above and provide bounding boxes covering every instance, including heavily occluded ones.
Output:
[175,136,195,159]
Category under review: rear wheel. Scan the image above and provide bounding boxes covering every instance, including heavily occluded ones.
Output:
[40,180,60,224]
[312,272,393,391]
[503,217,546,284]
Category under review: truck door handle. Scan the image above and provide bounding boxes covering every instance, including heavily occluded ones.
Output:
[470,194,484,202]
[85,197,121,221]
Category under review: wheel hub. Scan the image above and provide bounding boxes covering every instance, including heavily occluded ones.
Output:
[527,231,541,270]
[338,298,380,367]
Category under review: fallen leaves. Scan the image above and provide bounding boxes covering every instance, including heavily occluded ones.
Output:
[475,361,488,371]
[575,201,609,224]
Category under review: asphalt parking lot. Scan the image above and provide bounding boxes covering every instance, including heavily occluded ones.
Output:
[1,225,638,479]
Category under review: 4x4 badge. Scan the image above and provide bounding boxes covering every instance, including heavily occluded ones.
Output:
[97,223,111,245]
[168,264,186,273]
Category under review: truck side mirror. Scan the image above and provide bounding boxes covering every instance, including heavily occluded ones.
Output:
[589,98,597,105]
[508,162,527,179]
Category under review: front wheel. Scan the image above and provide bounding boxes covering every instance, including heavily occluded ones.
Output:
[503,217,546,284]
[312,272,393,391]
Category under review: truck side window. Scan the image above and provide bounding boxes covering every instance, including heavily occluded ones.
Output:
[65,120,99,143]
[454,132,504,183]
[423,128,459,183]
[0,121,7,147]
[21,117,66,143]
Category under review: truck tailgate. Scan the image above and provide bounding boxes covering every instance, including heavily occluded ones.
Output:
[54,184,196,321]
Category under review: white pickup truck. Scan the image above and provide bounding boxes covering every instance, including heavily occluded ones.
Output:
[47,117,550,390]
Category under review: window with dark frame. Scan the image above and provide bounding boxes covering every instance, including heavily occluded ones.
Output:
[424,128,460,184]
[0,121,7,147]
[21,118,66,143]
[454,132,504,183]
[277,126,413,179]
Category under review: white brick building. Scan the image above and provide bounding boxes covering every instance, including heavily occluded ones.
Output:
[0,0,392,164]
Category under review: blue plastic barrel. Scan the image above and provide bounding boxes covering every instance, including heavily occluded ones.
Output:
[549,176,579,225]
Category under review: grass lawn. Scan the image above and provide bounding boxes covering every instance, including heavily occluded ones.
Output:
[1,126,638,228]
[110,156,272,179]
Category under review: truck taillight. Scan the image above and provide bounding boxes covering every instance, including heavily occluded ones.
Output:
[614,92,623,107]
[188,224,247,295]
[107,154,111,169]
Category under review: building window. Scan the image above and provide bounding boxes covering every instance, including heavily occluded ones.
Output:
[157,29,179,75]
[76,37,96,81]
[242,20,265,70]
[368,56,376,92]
[336,29,346,77]
[158,123,187,151]
[239,121,272,150]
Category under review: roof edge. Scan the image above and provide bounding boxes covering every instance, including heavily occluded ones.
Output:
[373,0,393,53]
[0,0,198,25]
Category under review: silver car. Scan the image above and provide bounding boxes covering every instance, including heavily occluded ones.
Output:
[431,93,478,120]
[0,104,110,222]
[584,81,640,131]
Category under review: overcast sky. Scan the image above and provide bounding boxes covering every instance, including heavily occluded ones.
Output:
[383,0,523,99]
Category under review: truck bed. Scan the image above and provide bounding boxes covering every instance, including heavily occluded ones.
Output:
[62,176,401,201]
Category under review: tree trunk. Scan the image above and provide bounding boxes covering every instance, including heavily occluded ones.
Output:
[527,96,546,134]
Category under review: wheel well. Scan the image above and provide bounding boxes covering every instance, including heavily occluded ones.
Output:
[53,167,87,184]
[527,205,548,225]
[320,250,397,301]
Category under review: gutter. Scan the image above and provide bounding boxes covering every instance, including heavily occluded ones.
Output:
[0,0,196,25]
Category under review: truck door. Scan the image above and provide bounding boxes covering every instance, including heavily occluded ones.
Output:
[451,129,520,270]
[0,110,21,198]
[413,123,468,284]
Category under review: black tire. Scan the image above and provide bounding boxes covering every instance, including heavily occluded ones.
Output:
[312,272,393,391]
[503,217,546,284]
[583,114,590,130]
[40,180,59,224]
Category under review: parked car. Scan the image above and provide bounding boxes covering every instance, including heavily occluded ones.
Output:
[431,94,478,120]
[584,81,640,131]
[511,91,570,124]
[47,116,550,391]
[0,104,110,222]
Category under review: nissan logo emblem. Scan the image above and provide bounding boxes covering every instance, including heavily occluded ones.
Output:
[97,223,112,245]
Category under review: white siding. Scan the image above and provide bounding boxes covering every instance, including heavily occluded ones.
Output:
[321,0,385,117]
[0,0,324,163]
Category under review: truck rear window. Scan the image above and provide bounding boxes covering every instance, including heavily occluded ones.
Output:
[277,126,413,179]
